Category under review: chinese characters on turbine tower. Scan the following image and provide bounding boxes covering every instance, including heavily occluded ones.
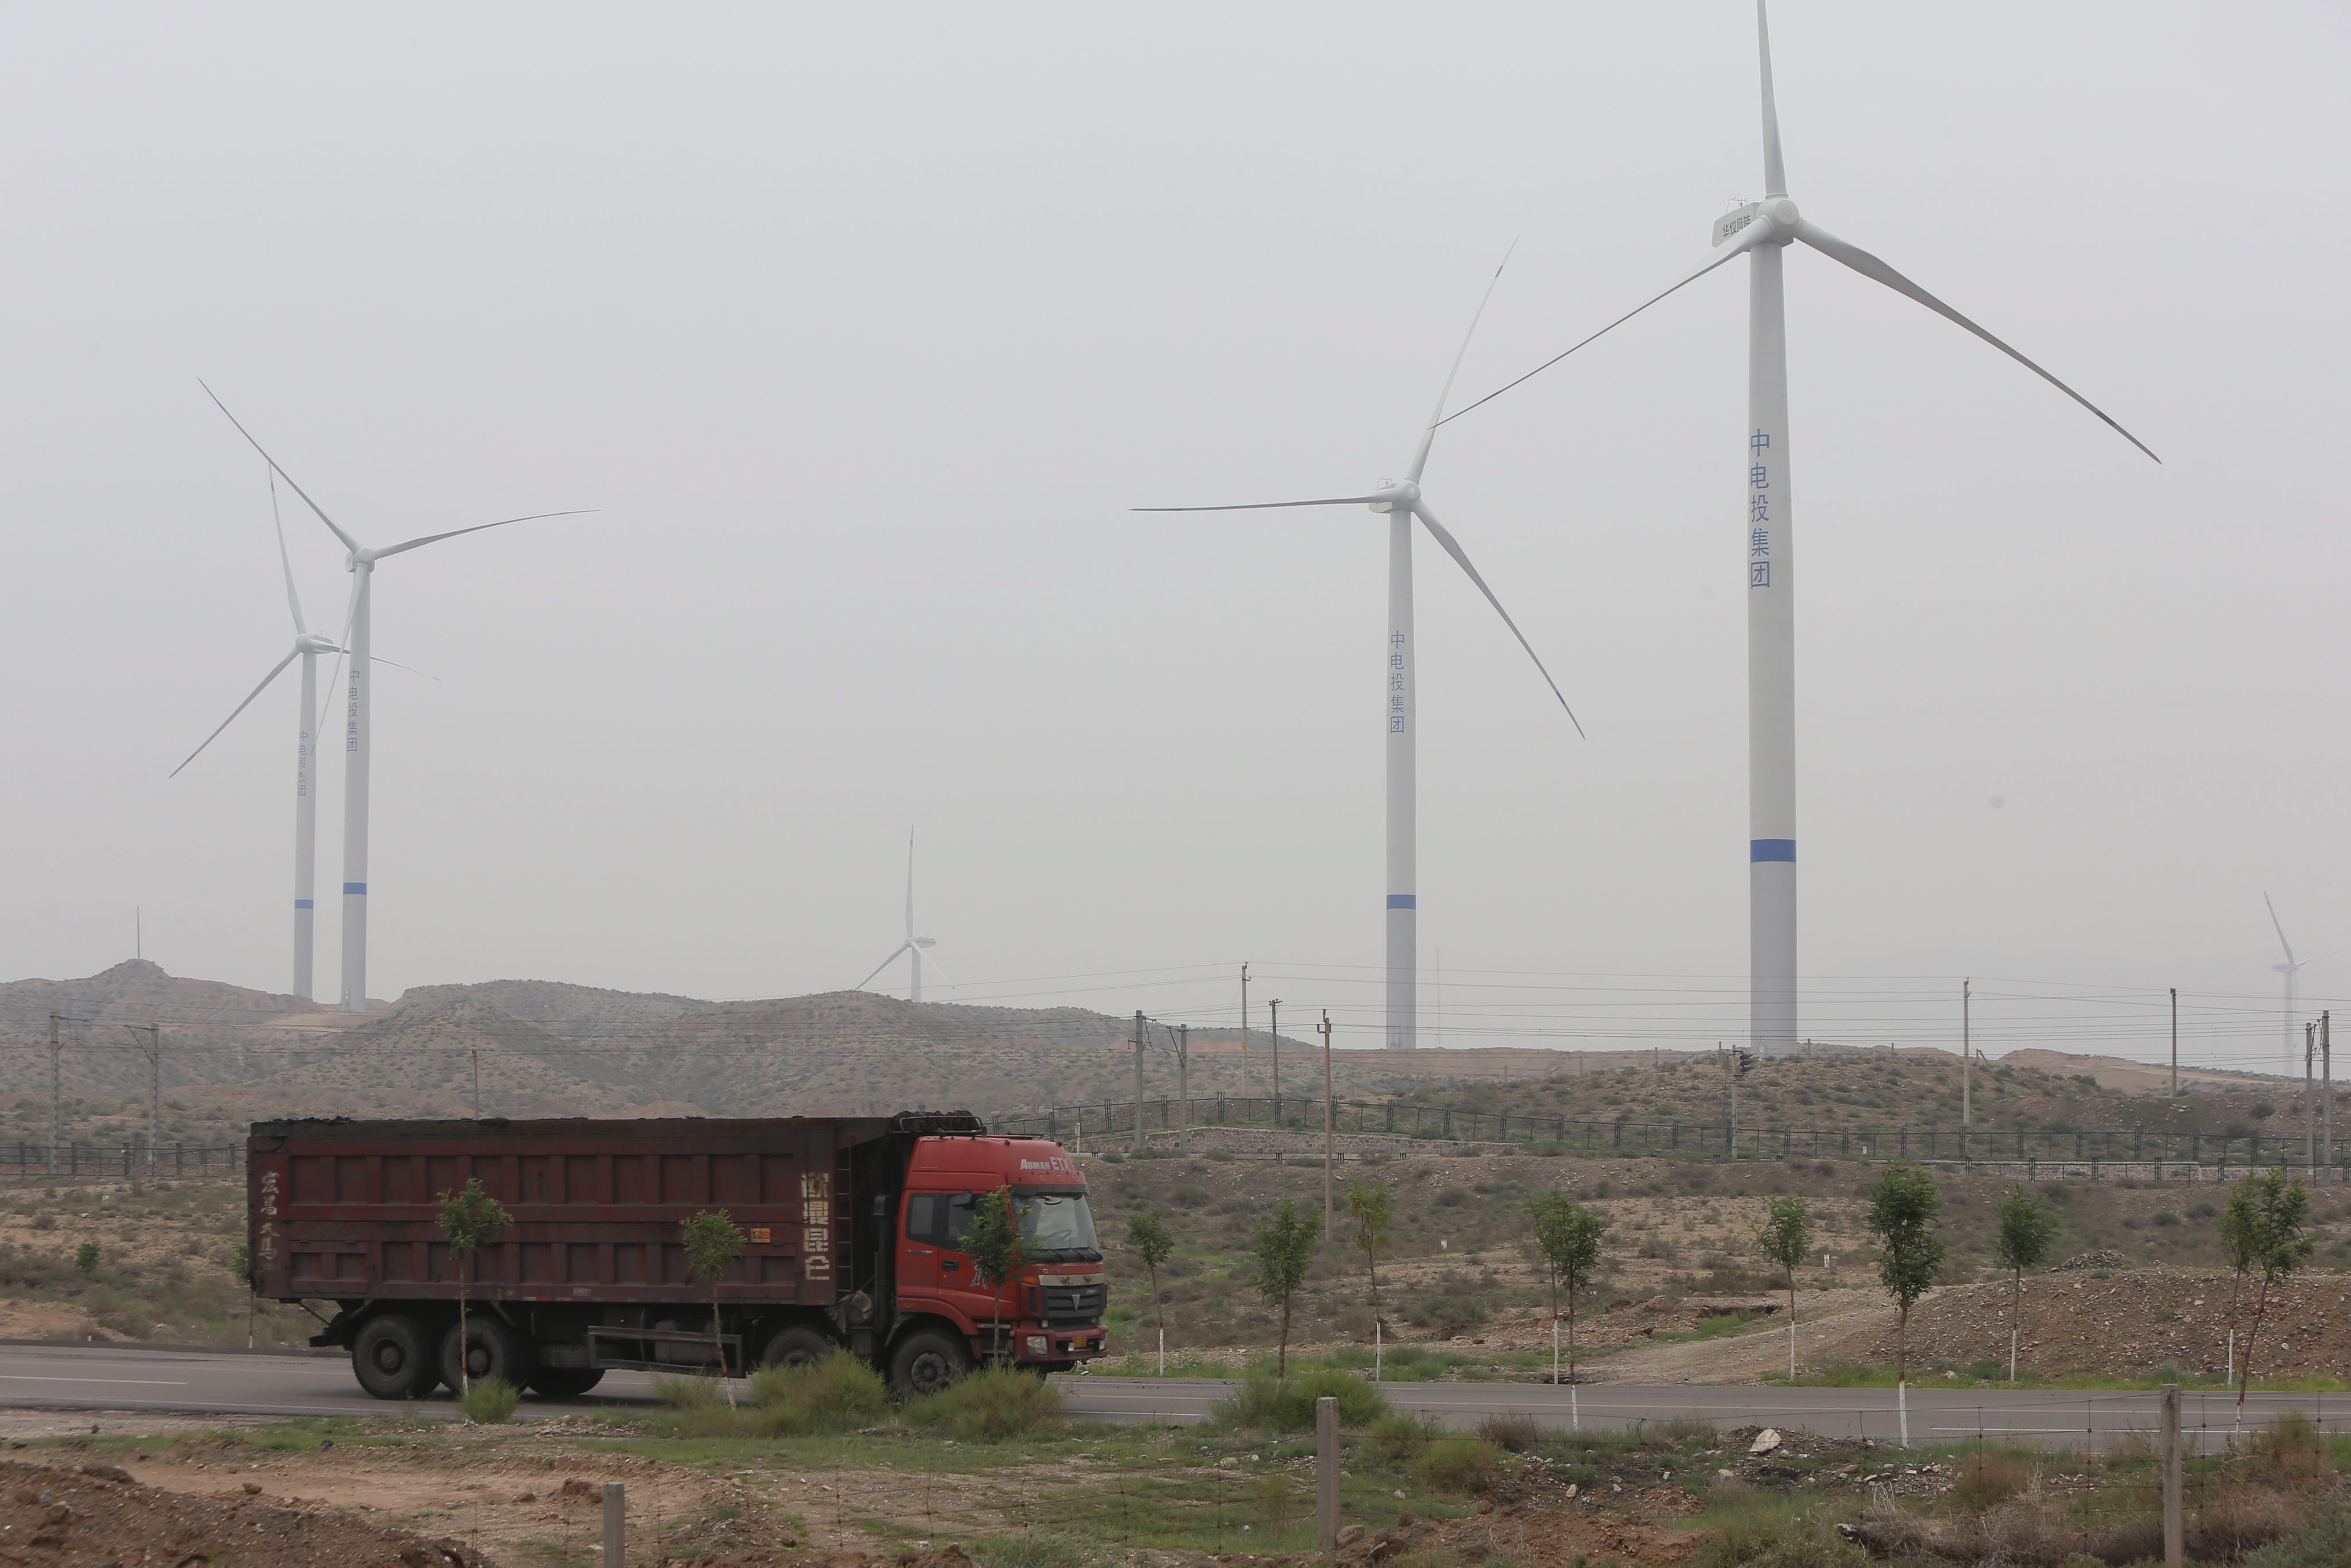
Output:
[1388,631,1407,733]
[1749,430,1772,588]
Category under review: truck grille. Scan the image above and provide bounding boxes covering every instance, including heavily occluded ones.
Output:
[1040,1282,1106,1324]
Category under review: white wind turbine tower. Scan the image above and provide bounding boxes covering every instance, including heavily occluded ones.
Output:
[1442,0,2156,1056]
[2266,893,2311,1079]
[1138,257,1581,1049]
[858,828,952,1003]
[201,383,590,1012]
[169,474,342,1000]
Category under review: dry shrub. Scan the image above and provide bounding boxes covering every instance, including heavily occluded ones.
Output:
[1411,1435,1502,1495]
[2193,1484,2300,1559]
[1658,1415,1718,1447]
[1950,1447,2034,1510]
[2251,1411,2333,1488]
[1475,1412,1539,1453]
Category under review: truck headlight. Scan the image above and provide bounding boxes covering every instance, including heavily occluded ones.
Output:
[1026,1335,1049,1354]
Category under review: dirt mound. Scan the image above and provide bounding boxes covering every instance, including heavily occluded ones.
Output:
[1833,1271,2351,1377]
[0,1457,488,1566]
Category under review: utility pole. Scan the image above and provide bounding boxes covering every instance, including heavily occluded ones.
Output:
[47,1014,63,1177]
[1268,1000,1283,1128]
[2306,1021,2317,1169]
[1133,1010,1147,1154]
[471,1046,483,1117]
[125,1026,161,1166]
[2170,987,2179,1098]
[2324,1011,2334,1175]
[1320,1011,1336,1241]
[1240,962,1250,1056]
[1176,1025,1190,1155]
[1962,979,1971,1128]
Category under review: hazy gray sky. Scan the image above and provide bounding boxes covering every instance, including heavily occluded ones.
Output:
[4,3,2344,1071]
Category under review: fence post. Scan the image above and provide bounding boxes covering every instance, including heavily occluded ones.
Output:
[1316,1396,1339,1550]
[2160,1384,2183,1566]
[603,1481,626,1567]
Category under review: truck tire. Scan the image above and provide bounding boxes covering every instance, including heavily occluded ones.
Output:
[890,1329,970,1398]
[527,1367,606,1398]
[441,1315,537,1393]
[351,1315,441,1400]
[760,1326,832,1369]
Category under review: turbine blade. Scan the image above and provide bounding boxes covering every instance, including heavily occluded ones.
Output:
[1407,240,1517,484]
[1411,499,1584,738]
[269,471,307,634]
[918,949,958,992]
[1790,218,2159,463]
[198,381,363,554]
[905,827,916,942]
[169,649,300,778]
[373,510,595,560]
[368,654,441,681]
[1756,0,1787,199]
[1437,241,1755,428]
[856,944,913,992]
[1132,495,1387,513]
[2266,892,2295,965]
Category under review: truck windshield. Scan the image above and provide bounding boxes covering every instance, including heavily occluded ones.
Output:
[1014,1193,1099,1259]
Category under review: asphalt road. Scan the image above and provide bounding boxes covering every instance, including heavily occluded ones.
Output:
[0,1342,2339,1451]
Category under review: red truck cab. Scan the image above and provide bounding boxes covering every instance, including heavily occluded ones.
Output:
[890,1135,1107,1393]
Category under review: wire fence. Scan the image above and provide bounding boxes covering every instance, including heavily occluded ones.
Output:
[0,1143,247,1182]
[990,1095,2351,1178]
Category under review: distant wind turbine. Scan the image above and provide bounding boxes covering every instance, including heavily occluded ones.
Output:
[200,382,591,1012]
[858,829,953,1003]
[169,474,342,1000]
[1137,254,1581,1050]
[1441,0,2155,1056]
[2267,892,2311,1079]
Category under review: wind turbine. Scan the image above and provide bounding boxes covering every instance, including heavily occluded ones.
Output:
[169,473,340,1000]
[2267,892,2311,1079]
[857,828,952,1002]
[1136,257,1581,1050]
[1441,0,2156,1056]
[200,382,590,1013]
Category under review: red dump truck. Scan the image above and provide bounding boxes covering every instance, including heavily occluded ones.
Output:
[246,1112,1107,1399]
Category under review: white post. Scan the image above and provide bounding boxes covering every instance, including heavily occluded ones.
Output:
[2010,1326,2018,1384]
[1897,1377,1909,1447]
[1746,234,1798,1058]
[1553,1313,1561,1387]
[339,565,373,1012]
[602,1481,624,1568]
[1384,508,1417,1049]
[1157,1326,1165,1377]
[1374,1316,1382,1384]
[1570,1381,1580,1432]
[1789,1306,1797,1381]
[292,647,317,1002]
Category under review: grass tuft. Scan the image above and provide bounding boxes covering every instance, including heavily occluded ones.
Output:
[1410,1435,1502,1495]
[455,1376,519,1423]
[748,1349,893,1434]
[905,1365,1066,1442]
[968,1530,1104,1568]
[1209,1369,1388,1432]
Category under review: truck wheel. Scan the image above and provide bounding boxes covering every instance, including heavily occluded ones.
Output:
[351,1315,440,1400]
[890,1329,970,1398]
[527,1367,606,1398]
[760,1326,832,1369]
[440,1316,538,1393]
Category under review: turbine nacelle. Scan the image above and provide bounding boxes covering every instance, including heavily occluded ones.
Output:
[1713,197,1798,250]
[295,632,342,656]
[1367,480,1420,514]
